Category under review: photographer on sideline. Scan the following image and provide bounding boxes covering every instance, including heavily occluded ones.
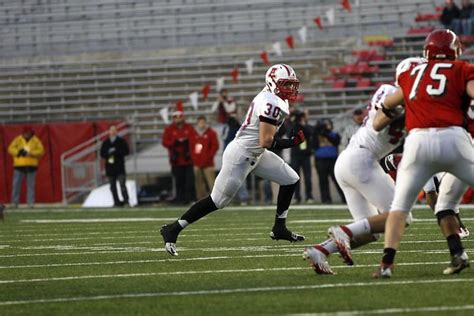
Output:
[313,119,345,204]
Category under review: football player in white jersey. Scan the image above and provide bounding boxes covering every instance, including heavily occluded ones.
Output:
[160,64,306,256]
[303,57,425,274]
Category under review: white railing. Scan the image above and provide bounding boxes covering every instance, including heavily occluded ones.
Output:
[61,120,135,204]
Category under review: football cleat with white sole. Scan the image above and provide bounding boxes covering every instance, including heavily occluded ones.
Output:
[459,227,470,240]
[443,251,470,275]
[328,226,353,265]
[372,263,393,278]
[303,245,335,275]
[270,226,305,242]
[160,223,181,256]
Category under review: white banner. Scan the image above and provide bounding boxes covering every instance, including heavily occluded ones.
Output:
[189,91,199,110]
[272,41,282,57]
[159,106,169,124]
[216,77,225,92]
[245,58,254,75]
[298,26,307,44]
[326,7,335,25]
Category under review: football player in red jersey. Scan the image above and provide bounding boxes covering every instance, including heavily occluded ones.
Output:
[372,29,474,277]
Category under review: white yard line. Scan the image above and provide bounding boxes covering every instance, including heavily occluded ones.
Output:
[0,252,457,270]
[0,261,455,284]
[0,278,472,306]
[295,304,474,315]
[1,242,470,258]
[20,218,177,223]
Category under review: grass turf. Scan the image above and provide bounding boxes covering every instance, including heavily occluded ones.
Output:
[0,206,473,315]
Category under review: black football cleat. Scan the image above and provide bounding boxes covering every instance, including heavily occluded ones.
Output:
[270,226,305,242]
[443,251,470,275]
[160,222,181,256]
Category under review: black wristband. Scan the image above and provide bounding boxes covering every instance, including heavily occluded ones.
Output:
[381,102,396,119]
[271,137,294,150]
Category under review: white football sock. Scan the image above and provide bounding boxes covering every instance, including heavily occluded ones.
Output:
[345,219,371,237]
[319,238,338,254]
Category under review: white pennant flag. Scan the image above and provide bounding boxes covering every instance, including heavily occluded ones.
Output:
[298,26,307,44]
[245,58,254,75]
[189,91,199,110]
[326,7,335,26]
[159,106,170,124]
[216,77,225,92]
[272,42,282,57]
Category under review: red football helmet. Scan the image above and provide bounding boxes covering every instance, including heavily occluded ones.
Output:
[423,29,462,60]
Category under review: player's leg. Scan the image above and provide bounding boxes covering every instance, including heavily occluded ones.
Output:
[160,141,253,256]
[253,149,304,242]
[376,133,436,278]
[327,149,393,265]
[289,156,302,203]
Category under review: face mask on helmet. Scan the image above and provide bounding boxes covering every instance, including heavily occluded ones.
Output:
[423,29,462,60]
[265,64,300,102]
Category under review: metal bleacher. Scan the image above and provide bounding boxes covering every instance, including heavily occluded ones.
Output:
[0,0,446,148]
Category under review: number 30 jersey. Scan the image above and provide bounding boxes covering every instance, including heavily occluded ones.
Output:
[234,90,289,155]
[349,84,405,159]
[397,59,474,130]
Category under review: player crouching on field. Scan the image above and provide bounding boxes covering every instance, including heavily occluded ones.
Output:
[160,64,306,256]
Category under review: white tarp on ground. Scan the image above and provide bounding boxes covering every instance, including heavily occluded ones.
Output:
[82,180,138,208]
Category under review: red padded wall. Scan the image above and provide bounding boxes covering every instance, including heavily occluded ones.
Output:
[0,120,122,203]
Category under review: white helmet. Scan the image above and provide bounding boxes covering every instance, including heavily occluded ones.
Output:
[265,64,300,102]
[395,56,427,86]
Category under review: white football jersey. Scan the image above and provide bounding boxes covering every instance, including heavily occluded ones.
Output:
[349,84,406,159]
[234,90,289,155]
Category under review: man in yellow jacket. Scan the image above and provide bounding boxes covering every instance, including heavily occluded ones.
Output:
[8,127,44,208]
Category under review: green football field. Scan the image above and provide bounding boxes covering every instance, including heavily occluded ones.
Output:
[1,205,473,315]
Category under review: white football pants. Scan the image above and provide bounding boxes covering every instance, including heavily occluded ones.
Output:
[210,140,299,209]
[391,127,474,213]
[335,145,395,221]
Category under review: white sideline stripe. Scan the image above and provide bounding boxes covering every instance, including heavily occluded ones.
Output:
[0,253,455,270]
[2,242,471,258]
[7,204,474,214]
[298,304,474,315]
[290,218,474,224]
[20,218,177,223]
[0,278,472,306]
[0,261,455,284]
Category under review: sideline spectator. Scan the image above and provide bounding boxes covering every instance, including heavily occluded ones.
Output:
[340,108,365,149]
[162,109,196,204]
[100,125,130,207]
[222,114,250,205]
[0,204,4,221]
[191,116,219,200]
[460,0,473,35]
[440,0,460,31]
[288,111,314,203]
[313,119,345,204]
[211,89,237,124]
[8,126,44,208]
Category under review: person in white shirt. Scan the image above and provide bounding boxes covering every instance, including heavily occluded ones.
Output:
[161,64,306,256]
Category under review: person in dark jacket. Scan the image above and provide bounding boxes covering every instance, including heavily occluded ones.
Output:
[313,119,345,204]
[440,0,460,31]
[100,125,130,207]
[288,111,314,203]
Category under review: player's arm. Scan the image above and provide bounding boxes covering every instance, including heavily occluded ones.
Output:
[259,122,277,148]
[372,88,405,131]
[466,80,474,98]
[259,121,305,149]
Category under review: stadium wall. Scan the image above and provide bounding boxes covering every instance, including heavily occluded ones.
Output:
[0,120,120,204]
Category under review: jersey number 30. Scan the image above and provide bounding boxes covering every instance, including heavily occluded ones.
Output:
[409,63,453,100]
